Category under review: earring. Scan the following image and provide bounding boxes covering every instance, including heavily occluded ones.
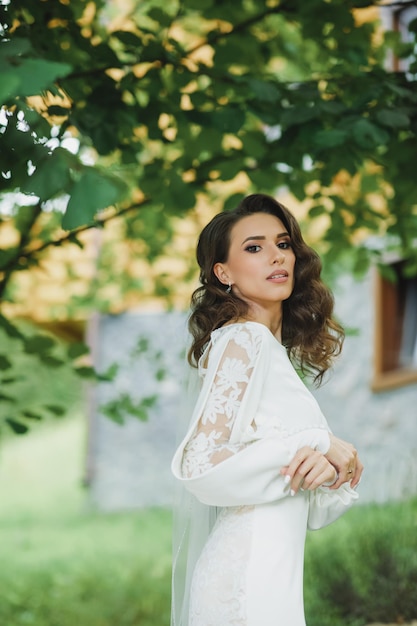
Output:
[226,282,232,294]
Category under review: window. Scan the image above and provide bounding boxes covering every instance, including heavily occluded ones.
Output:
[380,1,417,72]
[372,2,417,391]
[373,261,417,391]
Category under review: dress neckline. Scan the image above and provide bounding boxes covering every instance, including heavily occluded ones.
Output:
[213,320,286,349]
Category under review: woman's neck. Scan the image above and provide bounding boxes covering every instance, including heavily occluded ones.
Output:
[232,307,283,342]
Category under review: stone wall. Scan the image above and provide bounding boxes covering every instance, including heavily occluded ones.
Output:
[86,311,187,511]
[314,272,417,503]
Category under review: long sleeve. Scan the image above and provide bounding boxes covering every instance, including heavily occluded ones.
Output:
[307,482,359,530]
[171,324,331,507]
[180,325,260,478]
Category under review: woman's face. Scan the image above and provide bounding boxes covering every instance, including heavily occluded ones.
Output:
[214,212,296,310]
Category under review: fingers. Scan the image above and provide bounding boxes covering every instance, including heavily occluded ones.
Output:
[350,457,364,489]
[281,442,364,494]
[326,434,364,488]
[281,447,337,494]
[329,454,364,490]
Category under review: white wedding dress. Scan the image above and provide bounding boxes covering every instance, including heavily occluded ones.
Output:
[171,321,358,626]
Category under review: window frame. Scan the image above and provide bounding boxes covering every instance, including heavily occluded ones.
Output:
[372,265,417,392]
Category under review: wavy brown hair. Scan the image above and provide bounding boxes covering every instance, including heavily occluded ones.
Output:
[188,193,344,385]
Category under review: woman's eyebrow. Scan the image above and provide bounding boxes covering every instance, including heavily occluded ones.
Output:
[241,232,289,246]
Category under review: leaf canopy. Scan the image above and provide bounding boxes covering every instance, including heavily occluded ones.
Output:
[0,0,417,432]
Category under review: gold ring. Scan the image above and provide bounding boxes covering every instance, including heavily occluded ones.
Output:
[347,469,353,474]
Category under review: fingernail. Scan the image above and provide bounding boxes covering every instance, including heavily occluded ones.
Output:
[290,489,295,497]
[284,475,291,485]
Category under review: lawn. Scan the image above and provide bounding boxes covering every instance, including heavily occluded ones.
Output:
[1,411,416,626]
[0,413,172,626]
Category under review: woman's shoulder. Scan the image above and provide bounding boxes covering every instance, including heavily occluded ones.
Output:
[198,321,284,372]
[211,320,279,344]
[197,322,265,372]
[211,320,269,342]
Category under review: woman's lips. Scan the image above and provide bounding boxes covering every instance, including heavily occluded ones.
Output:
[267,270,288,281]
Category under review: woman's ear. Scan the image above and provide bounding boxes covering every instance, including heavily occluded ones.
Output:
[213,262,229,286]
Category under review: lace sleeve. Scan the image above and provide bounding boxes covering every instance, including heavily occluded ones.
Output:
[182,327,262,478]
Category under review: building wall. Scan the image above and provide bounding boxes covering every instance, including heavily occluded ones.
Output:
[86,311,187,511]
[87,271,417,511]
[314,271,417,503]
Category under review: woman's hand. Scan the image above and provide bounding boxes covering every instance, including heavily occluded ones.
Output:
[325,434,363,489]
[280,446,337,495]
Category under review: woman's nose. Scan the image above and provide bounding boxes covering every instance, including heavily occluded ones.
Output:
[272,248,285,264]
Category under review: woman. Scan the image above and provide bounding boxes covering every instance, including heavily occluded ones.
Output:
[171,193,363,626]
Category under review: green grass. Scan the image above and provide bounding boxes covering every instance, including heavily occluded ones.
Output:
[1,413,416,626]
[304,497,417,626]
[0,414,172,626]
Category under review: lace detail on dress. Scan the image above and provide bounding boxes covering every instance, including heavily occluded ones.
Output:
[182,326,262,478]
[189,506,254,626]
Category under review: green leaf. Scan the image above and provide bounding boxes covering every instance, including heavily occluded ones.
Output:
[22,148,74,201]
[0,377,21,384]
[67,342,90,359]
[100,400,125,425]
[155,367,166,381]
[97,363,119,382]
[39,355,65,367]
[211,108,245,134]
[101,393,157,424]
[111,30,144,49]
[352,119,389,149]
[409,17,417,33]
[44,404,67,417]
[0,37,32,57]
[215,158,244,181]
[132,337,150,356]
[1,58,72,100]
[0,392,15,403]
[5,418,29,435]
[0,74,20,105]
[0,248,19,270]
[309,205,327,218]
[248,79,281,103]
[14,205,38,235]
[0,315,24,339]
[223,193,245,212]
[377,263,398,283]
[313,129,348,148]
[319,100,347,115]
[184,0,213,8]
[241,132,267,160]
[360,174,380,195]
[147,8,172,27]
[74,366,98,380]
[281,106,318,127]
[62,169,128,230]
[0,355,12,370]
[23,335,55,355]
[376,109,410,129]
[22,410,42,421]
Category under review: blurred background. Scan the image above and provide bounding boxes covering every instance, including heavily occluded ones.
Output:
[0,0,416,624]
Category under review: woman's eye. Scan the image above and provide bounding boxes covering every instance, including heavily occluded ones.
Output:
[278,241,292,249]
[245,245,261,253]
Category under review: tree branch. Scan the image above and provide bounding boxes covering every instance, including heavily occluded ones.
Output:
[0,202,43,299]
[23,198,151,258]
[184,1,296,57]
[0,198,151,292]
[59,1,297,84]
